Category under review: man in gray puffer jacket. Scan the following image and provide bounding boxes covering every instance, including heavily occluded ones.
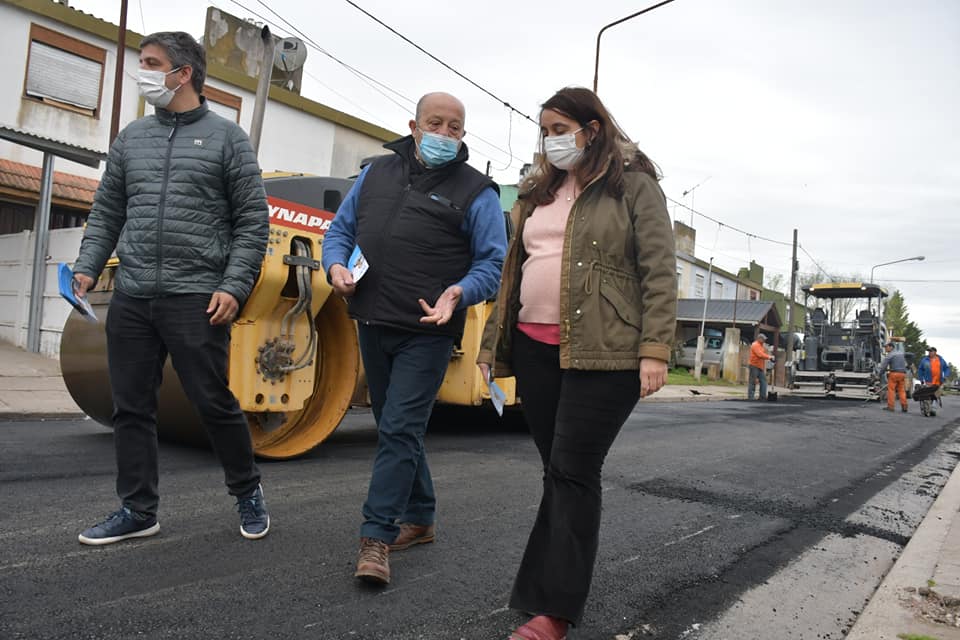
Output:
[72,32,270,545]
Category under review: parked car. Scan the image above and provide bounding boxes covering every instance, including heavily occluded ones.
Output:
[675,334,755,371]
[675,335,725,371]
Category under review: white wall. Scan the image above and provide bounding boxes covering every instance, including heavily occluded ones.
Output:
[0,227,83,356]
[0,4,143,180]
[0,2,393,357]
[677,254,761,300]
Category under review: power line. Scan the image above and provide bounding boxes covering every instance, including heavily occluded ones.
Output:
[873,279,960,283]
[343,0,537,126]
[665,196,793,247]
[798,244,837,281]
[225,0,527,167]
[246,0,415,109]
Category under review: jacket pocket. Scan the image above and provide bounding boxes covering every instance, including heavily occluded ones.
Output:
[597,265,643,332]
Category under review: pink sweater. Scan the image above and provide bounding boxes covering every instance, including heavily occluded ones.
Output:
[518,177,576,326]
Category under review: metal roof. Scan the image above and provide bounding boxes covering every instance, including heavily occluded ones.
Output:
[802,282,888,299]
[0,125,106,168]
[676,299,782,327]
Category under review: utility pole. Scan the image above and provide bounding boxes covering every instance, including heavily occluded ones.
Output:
[109,0,129,144]
[786,228,798,366]
[693,257,714,382]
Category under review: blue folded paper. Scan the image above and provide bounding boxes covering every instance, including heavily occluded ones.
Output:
[57,263,98,323]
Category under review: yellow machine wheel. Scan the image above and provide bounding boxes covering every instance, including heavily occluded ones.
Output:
[248,295,358,459]
[61,292,360,459]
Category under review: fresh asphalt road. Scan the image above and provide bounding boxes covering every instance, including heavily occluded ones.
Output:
[2,397,959,640]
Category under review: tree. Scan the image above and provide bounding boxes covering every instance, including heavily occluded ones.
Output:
[765,273,787,295]
[798,270,869,323]
[883,290,928,359]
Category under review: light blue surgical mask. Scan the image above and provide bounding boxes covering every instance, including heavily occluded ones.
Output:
[417,130,460,167]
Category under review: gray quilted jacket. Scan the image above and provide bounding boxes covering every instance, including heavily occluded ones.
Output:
[74,100,268,306]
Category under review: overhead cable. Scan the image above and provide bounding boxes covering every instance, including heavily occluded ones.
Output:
[343,0,537,126]
[665,196,793,247]
[226,0,526,166]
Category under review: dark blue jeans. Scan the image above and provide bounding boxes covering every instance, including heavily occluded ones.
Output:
[357,323,454,542]
[106,291,260,517]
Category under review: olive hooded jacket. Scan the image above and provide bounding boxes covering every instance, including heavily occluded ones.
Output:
[478,168,677,376]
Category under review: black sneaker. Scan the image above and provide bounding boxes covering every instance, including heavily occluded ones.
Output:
[237,484,270,540]
[78,507,159,545]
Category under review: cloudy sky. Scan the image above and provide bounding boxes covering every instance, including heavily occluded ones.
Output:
[73,0,959,361]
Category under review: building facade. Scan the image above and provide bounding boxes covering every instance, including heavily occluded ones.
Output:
[0,0,399,353]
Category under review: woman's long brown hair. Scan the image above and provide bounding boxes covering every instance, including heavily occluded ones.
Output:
[522,87,659,207]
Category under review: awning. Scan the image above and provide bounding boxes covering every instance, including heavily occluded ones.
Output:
[676,299,782,328]
[0,125,106,168]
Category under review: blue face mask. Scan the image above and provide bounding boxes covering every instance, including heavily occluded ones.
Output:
[418,130,460,167]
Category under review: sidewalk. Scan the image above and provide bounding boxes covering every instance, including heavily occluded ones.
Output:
[3,340,959,636]
[0,340,83,420]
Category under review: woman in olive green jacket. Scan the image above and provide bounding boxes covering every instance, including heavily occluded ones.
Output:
[477,87,677,640]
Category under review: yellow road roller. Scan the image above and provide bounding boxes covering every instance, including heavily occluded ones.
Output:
[60,174,517,459]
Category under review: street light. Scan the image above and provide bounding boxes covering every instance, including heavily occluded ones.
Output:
[593,0,678,93]
[869,256,925,284]
[869,255,924,315]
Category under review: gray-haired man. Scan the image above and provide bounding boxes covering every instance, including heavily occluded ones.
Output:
[72,32,270,544]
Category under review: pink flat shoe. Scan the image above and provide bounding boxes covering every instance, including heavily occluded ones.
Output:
[509,615,568,640]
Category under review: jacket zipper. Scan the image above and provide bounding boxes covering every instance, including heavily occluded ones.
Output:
[156,117,179,292]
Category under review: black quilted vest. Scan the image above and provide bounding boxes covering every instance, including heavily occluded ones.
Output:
[349,136,497,337]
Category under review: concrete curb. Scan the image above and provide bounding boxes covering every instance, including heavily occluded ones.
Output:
[0,411,88,422]
[643,394,743,403]
[846,452,960,639]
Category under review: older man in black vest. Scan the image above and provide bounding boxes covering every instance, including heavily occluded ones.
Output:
[322,92,507,585]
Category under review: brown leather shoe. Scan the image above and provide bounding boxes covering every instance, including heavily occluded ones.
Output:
[509,615,568,640]
[354,537,390,585]
[389,522,436,551]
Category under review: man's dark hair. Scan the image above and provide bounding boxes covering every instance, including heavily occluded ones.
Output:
[140,31,206,95]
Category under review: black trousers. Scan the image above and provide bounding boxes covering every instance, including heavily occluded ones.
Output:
[509,330,640,625]
[106,291,260,517]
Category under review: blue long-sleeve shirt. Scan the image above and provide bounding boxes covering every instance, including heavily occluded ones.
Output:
[321,165,507,308]
[918,355,951,383]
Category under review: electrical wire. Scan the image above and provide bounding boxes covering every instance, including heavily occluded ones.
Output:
[343,0,537,126]
[488,109,515,172]
[226,0,527,167]
[242,0,416,112]
[665,196,793,247]
[798,244,837,281]
[872,279,960,283]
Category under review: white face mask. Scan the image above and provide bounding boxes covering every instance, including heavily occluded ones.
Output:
[137,67,182,108]
[543,127,584,170]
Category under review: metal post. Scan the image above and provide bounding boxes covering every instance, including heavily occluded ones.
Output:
[27,152,55,353]
[593,0,677,93]
[694,257,713,381]
[249,26,274,155]
[109,0,129,145]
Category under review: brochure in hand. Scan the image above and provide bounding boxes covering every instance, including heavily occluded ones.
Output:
[57,263,98,323]
[348,245,369,282]
[485,371,507,417]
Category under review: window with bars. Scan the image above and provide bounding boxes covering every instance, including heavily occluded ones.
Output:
[695,273,705,298]
[23,24,106,118]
